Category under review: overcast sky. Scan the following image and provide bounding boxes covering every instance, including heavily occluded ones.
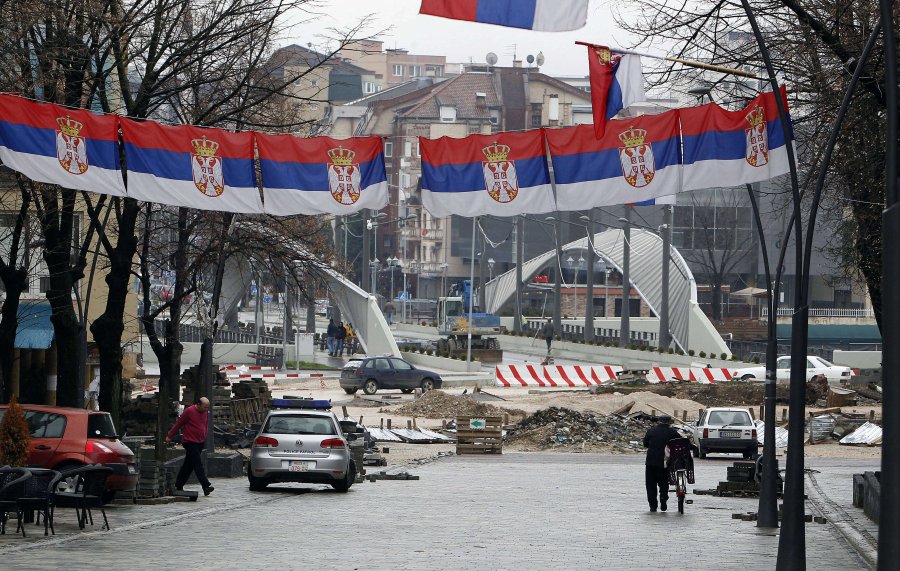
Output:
[284,0,634,77]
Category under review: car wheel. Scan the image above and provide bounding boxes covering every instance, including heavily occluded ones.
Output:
[741,374,755,381]
[420,378,434,392]
[248,473,268,491]
[363,379,378,395]
[331,462,355,493]
[401,389,414,394]
[53,462,85,493]
[343,388,358,395]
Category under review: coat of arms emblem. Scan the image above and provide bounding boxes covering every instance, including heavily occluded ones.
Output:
[56,116,88,175]
[191,137,225,197]
[482,143,518,203]
[745,107,769,167]
[618,127,655,188]
[327,146,361,205]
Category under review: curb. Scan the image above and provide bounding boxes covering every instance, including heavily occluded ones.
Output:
[805,471,878,569]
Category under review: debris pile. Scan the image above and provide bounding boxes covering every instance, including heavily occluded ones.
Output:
[505,407,654,452]
[387,390,525,419]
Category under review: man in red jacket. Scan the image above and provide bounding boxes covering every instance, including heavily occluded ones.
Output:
[166,397,214,496]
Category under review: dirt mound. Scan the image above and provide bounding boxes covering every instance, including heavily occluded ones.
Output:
[505,406,654,453]
[387,390,526,419]
[594,382,786,407]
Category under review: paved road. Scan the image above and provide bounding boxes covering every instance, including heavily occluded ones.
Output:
[0,454,876,570]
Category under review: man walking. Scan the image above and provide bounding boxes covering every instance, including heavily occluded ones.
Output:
[642,416,679,512]
[166,397,214,496]
[541,319,554,352]
[326,318,337,356]
[335,321,347,356]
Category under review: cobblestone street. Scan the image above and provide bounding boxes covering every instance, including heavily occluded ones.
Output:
[0,454,876,570]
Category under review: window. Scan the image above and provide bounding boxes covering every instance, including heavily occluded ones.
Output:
[25,411,67,438]
[384,141,393,157]
[364,82,376,94]
[409,65,420,77]
[375,358,391,370]
[390,358,413,370]
[39,276,52,293]
[439,105,456,123]
[311,79,318,88]
[403,140,412,157]
[392,64,403,77]
[531,113,541,128]
[87,413,117,438]
[263,414,336,436]
[490,110,500,125]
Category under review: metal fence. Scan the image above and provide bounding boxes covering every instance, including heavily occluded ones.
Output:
[148,319,286,346]
[761,307,875,318]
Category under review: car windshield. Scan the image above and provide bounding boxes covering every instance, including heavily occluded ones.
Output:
[88,413,118,438]
[264,415,336,435]
[707,411,752,426]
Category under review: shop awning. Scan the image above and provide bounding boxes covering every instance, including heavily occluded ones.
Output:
[14,302,55,350]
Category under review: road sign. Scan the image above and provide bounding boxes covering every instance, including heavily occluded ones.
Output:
[469,418,486,430]
[263,294,272,305]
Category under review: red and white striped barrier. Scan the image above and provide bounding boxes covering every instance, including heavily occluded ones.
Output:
[495,365,623,388]
[223,371,328,381]
[219,365,278,372]
[645,367,735,384]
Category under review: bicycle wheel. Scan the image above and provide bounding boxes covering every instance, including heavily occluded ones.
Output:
[678,495,685,514]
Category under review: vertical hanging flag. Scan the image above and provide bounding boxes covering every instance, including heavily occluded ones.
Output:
[586,44,646,138]
[545,110,682,210]
[0,95,125,196]
[420,130,555,217]
[680,87,794,191]
[257,134,387,216]
[419,0,589,31]
[120,119,261,213]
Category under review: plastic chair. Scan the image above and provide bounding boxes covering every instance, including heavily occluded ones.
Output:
[18,468,61,536]
[0,468,32,537]
[51,465,113,530]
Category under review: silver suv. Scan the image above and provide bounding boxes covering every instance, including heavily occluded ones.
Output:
[248,403,355,492]
[692,407,759,459]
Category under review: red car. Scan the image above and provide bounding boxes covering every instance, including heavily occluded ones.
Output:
[0,404,138,501]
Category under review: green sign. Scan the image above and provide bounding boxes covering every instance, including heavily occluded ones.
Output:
[469,418,486,430]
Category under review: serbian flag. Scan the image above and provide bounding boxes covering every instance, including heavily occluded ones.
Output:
[419,0,588,31]
[681,87,794,191]
[120,119,261,213]
[546,110,682,211]
[0,95,125,196]
[586,44,645,138]
[420,130,555,217]
[257,134,387,216]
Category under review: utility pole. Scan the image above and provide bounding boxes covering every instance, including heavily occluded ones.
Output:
[584,210,596,341]
[658,204,674,350]
[514,216,523,334]
[620,206,632,347]
[361,209,370,292]
[553,216,562,336]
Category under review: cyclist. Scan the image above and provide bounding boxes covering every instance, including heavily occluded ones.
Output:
[643,415,679,512]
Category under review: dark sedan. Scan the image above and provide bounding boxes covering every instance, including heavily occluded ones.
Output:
[340,356,443,395]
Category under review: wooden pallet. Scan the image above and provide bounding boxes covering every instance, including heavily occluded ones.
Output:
[231,397,266,425]
[456,415,503,455]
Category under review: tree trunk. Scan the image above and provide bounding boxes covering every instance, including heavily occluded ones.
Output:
[0,269,27,402]
[92,199,140,430]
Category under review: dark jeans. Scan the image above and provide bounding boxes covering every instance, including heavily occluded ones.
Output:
[645,465,669,509]
[545,336,552,351]
[176,441,211,490]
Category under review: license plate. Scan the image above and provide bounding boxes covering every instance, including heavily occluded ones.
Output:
[720,430,741,438]
[289,461,312,472]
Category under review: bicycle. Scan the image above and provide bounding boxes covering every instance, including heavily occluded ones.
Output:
[666,437,695,514]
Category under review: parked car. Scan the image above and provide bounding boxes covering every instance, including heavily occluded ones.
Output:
[691,407,759,459]
[0,404,138,501]
[731,355,853,384]
[339,356,443,395]
[248,400,354,492]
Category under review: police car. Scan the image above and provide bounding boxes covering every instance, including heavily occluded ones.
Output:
[248,399,355,492]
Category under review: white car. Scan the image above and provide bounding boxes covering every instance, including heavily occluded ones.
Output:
[692,407,759,459]
[731,355,853,384]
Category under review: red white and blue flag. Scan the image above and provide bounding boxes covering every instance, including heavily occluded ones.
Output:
[0,95,125,195]
[545,110,682,210]
[586,44,646,138]
[257,134,387,216]
[419,0,588,31]
[120,119,261,213]
[681,87,794,191]
[420,130,555,217]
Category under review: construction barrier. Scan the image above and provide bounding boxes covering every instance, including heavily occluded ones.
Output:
[645,367,736,384]
[494,365,623,388]
[223,371,328,381]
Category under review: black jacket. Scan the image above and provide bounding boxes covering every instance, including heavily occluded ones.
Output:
[643,424,681,467]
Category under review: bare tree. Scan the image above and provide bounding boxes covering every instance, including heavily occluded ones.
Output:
[0,177,32,401]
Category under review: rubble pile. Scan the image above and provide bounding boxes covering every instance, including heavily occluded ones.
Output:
[388,390,525,419]
[505,407,654,453]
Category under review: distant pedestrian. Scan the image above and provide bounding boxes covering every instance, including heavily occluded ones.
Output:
[541,319,554,352]
[642,415,679,512]
[384,301,395,325]
[166,397,214,496]
[326,318,337,356]
[335,321,347,356]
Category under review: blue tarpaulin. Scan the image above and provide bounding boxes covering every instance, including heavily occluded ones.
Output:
[14,302,54,349]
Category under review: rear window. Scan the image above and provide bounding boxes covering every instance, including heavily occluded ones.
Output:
[707,410,752,426]
[264,415,336,436]
[343,359,364,370]
[87,413,118,438]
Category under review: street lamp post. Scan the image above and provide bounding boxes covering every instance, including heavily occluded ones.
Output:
[407,260,418,324]
[439,262,449,299]
[579,213,597,341]
[369,258,380,295]
[619,207,632,347]
[387,256,399,305]
[566,255,576,318]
